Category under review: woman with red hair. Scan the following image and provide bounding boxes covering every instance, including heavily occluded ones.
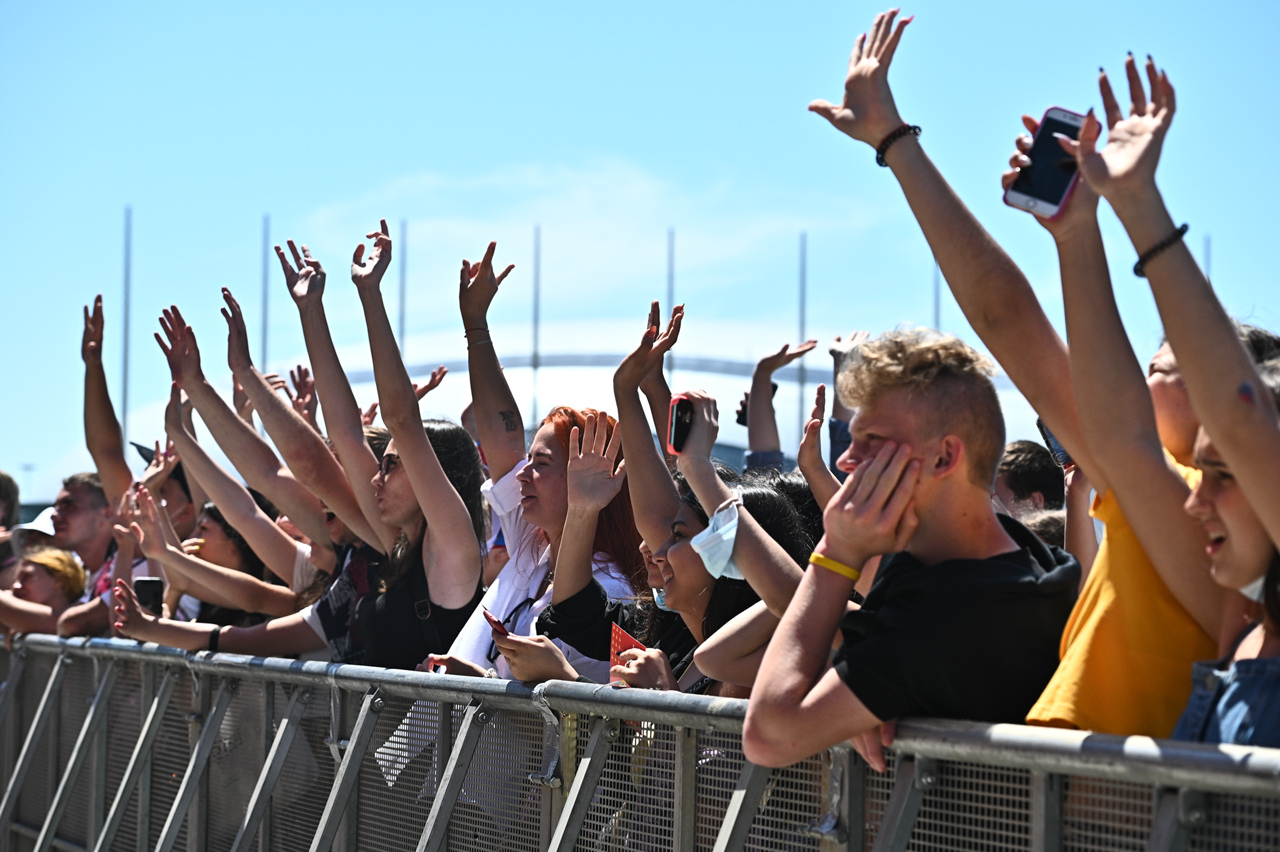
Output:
[428,242,645,681]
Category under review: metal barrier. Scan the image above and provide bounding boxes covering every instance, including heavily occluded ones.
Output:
[2,635,1279,852]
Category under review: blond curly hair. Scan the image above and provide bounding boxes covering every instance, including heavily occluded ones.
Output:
[837,328,1005,488]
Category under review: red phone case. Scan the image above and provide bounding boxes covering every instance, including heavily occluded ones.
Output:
[1002,106,1085,221]
[666,393,691,456]
[483,608,509,636]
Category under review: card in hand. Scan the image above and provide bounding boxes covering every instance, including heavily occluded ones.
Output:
[610,622,645,669]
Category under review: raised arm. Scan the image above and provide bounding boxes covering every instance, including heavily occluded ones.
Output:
[552,414,627,604]
[1008,86,1221,636]
[637,301,678,467]
[676,391,805,616]
[748,340,817,458]
[162,385,333,583]
[221,286,385,551]
[353,220,482,608]
[155,306,333,549]
[797,384,840,509]
[1067,56,1280,551]
[809,9,1098,481]
[82,296,133,507]
[280,242,397,553]
[612,304,686,548]
[459,242,525,481]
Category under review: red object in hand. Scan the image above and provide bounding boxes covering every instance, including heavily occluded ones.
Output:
[610,622,645,669]
[482,608,509,636]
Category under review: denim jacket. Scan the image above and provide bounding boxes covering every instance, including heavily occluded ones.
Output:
[1171,632,1280,747]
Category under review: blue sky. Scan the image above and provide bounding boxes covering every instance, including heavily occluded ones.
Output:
[3,1,1278,501]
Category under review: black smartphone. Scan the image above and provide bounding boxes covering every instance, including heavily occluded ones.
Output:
[735,382,779,427]
[1003,107,1086,220]
[1036,418,1073,468]
[667,394,694,455]
[133,577,164,616]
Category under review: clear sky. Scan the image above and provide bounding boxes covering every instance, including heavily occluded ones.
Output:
[3,1,1277,502]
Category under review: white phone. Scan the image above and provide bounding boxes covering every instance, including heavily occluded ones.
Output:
[1003,107,1087,220]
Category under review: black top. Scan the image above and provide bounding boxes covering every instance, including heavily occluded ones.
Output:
[834,514,1079,723]
[353,546,483,671]
[537,579,699,679]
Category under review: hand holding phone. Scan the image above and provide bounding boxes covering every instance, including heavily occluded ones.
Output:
[1036,418,1073,468]
[667,393,694,455]
[133,577,164,617]
[1003,107,1086,220]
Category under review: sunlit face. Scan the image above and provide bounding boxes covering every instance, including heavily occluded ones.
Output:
[515,424,569,534]
[370,439,420,531]
[191,512,243,570]
[12,561,65,607]
[50,486,110,551]
[1148,344,1198,462]
[838,389,935,478]
[639,540,663,589]
[1184,428,1275,590]
[650,504,712,614]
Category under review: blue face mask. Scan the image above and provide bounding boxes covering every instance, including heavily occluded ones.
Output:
[690,499,745,581]
[652,588,676,611]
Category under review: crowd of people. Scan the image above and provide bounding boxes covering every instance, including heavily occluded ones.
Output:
[3,9,1279,790]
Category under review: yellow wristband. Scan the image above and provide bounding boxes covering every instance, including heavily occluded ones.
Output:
[809,551,861,582]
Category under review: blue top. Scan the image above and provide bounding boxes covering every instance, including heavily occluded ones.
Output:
[1172,628,1280,747]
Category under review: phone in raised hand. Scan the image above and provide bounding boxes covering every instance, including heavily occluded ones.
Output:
[1003,107,1086,220]
[667,394,694,455]
[1036,418,1073,468]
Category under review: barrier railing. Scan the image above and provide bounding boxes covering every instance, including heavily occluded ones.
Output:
[2,635,1279,852]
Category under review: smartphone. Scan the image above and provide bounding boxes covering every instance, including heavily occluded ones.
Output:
[482,607,509,636]
[133,577,164,617]
[1036,418,1073,468]
[1003,107,1086,220]
[667,394,694,455]
[735,382,779,427]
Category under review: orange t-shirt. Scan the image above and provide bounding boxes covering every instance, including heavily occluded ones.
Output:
[1026,461,1215,737]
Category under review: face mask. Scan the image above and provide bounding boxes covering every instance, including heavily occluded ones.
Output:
[690,499,745,581]
[652,588,676,611]
[1240,575,1268,603]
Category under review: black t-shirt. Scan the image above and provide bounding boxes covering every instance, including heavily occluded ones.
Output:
[834,514,1079,723]
[537,579,699,679]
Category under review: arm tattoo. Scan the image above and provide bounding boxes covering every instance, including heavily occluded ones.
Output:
[499,410,520,433]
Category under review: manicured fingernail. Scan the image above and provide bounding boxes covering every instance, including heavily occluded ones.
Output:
[901,14,914,23]
[1098,66,1105,73]
[1146,53,1153,61]
[1126,50,1133,57]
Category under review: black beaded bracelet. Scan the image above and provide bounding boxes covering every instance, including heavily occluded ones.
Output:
[876,124,921,167]
[1133,223,1189,278]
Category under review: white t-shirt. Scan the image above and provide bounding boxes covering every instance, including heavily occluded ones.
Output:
[445,458,635,682]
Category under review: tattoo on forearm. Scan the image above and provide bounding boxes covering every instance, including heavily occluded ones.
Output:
[499,410,520,433]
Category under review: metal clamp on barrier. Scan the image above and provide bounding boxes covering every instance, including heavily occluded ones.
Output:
[529,681,562,789]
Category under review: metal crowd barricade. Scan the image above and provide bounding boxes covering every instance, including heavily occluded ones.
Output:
[2,636,1280,852]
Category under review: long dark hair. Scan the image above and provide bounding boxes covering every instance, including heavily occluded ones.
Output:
[199,495,277,581]
[378,420,486,591]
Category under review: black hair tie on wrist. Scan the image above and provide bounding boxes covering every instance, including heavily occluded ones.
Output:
[1134,223,1189,278]
[208,625,222,654]
[876,124,922,167]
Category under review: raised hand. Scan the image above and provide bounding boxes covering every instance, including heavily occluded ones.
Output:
[638,301,676,394]
[413,365,448,399]
[82,295,104,363]
[220,288,254,372]
[611,647,678,690]
[125,486,168,561]
[351,219,393,291]
[155,305,204,388]
[288,364,319,426]
[757,340,818,375]
[142,436,179,493]
[459,241,515,327]
[1002,115,1100,237]
[1058,55,1175,203]
[112,578,158,640]
[567,413,627,513]
[829,330,870,367]
[276,240,327,307]
[675,390,719,464]
[809,9,914,147]
[614,302,683,393]
[797,384,827,473]
[360,401,379,427]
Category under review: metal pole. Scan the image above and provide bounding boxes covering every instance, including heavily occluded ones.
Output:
[399,219,408,357]
[121,207,132,449]
[666,228,675,382]
[932,261,941,331]
[261,215,270,370]
[798,231,807,441]
[531,224,541,422]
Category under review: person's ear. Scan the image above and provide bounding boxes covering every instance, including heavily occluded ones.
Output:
[1030,491,1046,511]
[930,435,966,479]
